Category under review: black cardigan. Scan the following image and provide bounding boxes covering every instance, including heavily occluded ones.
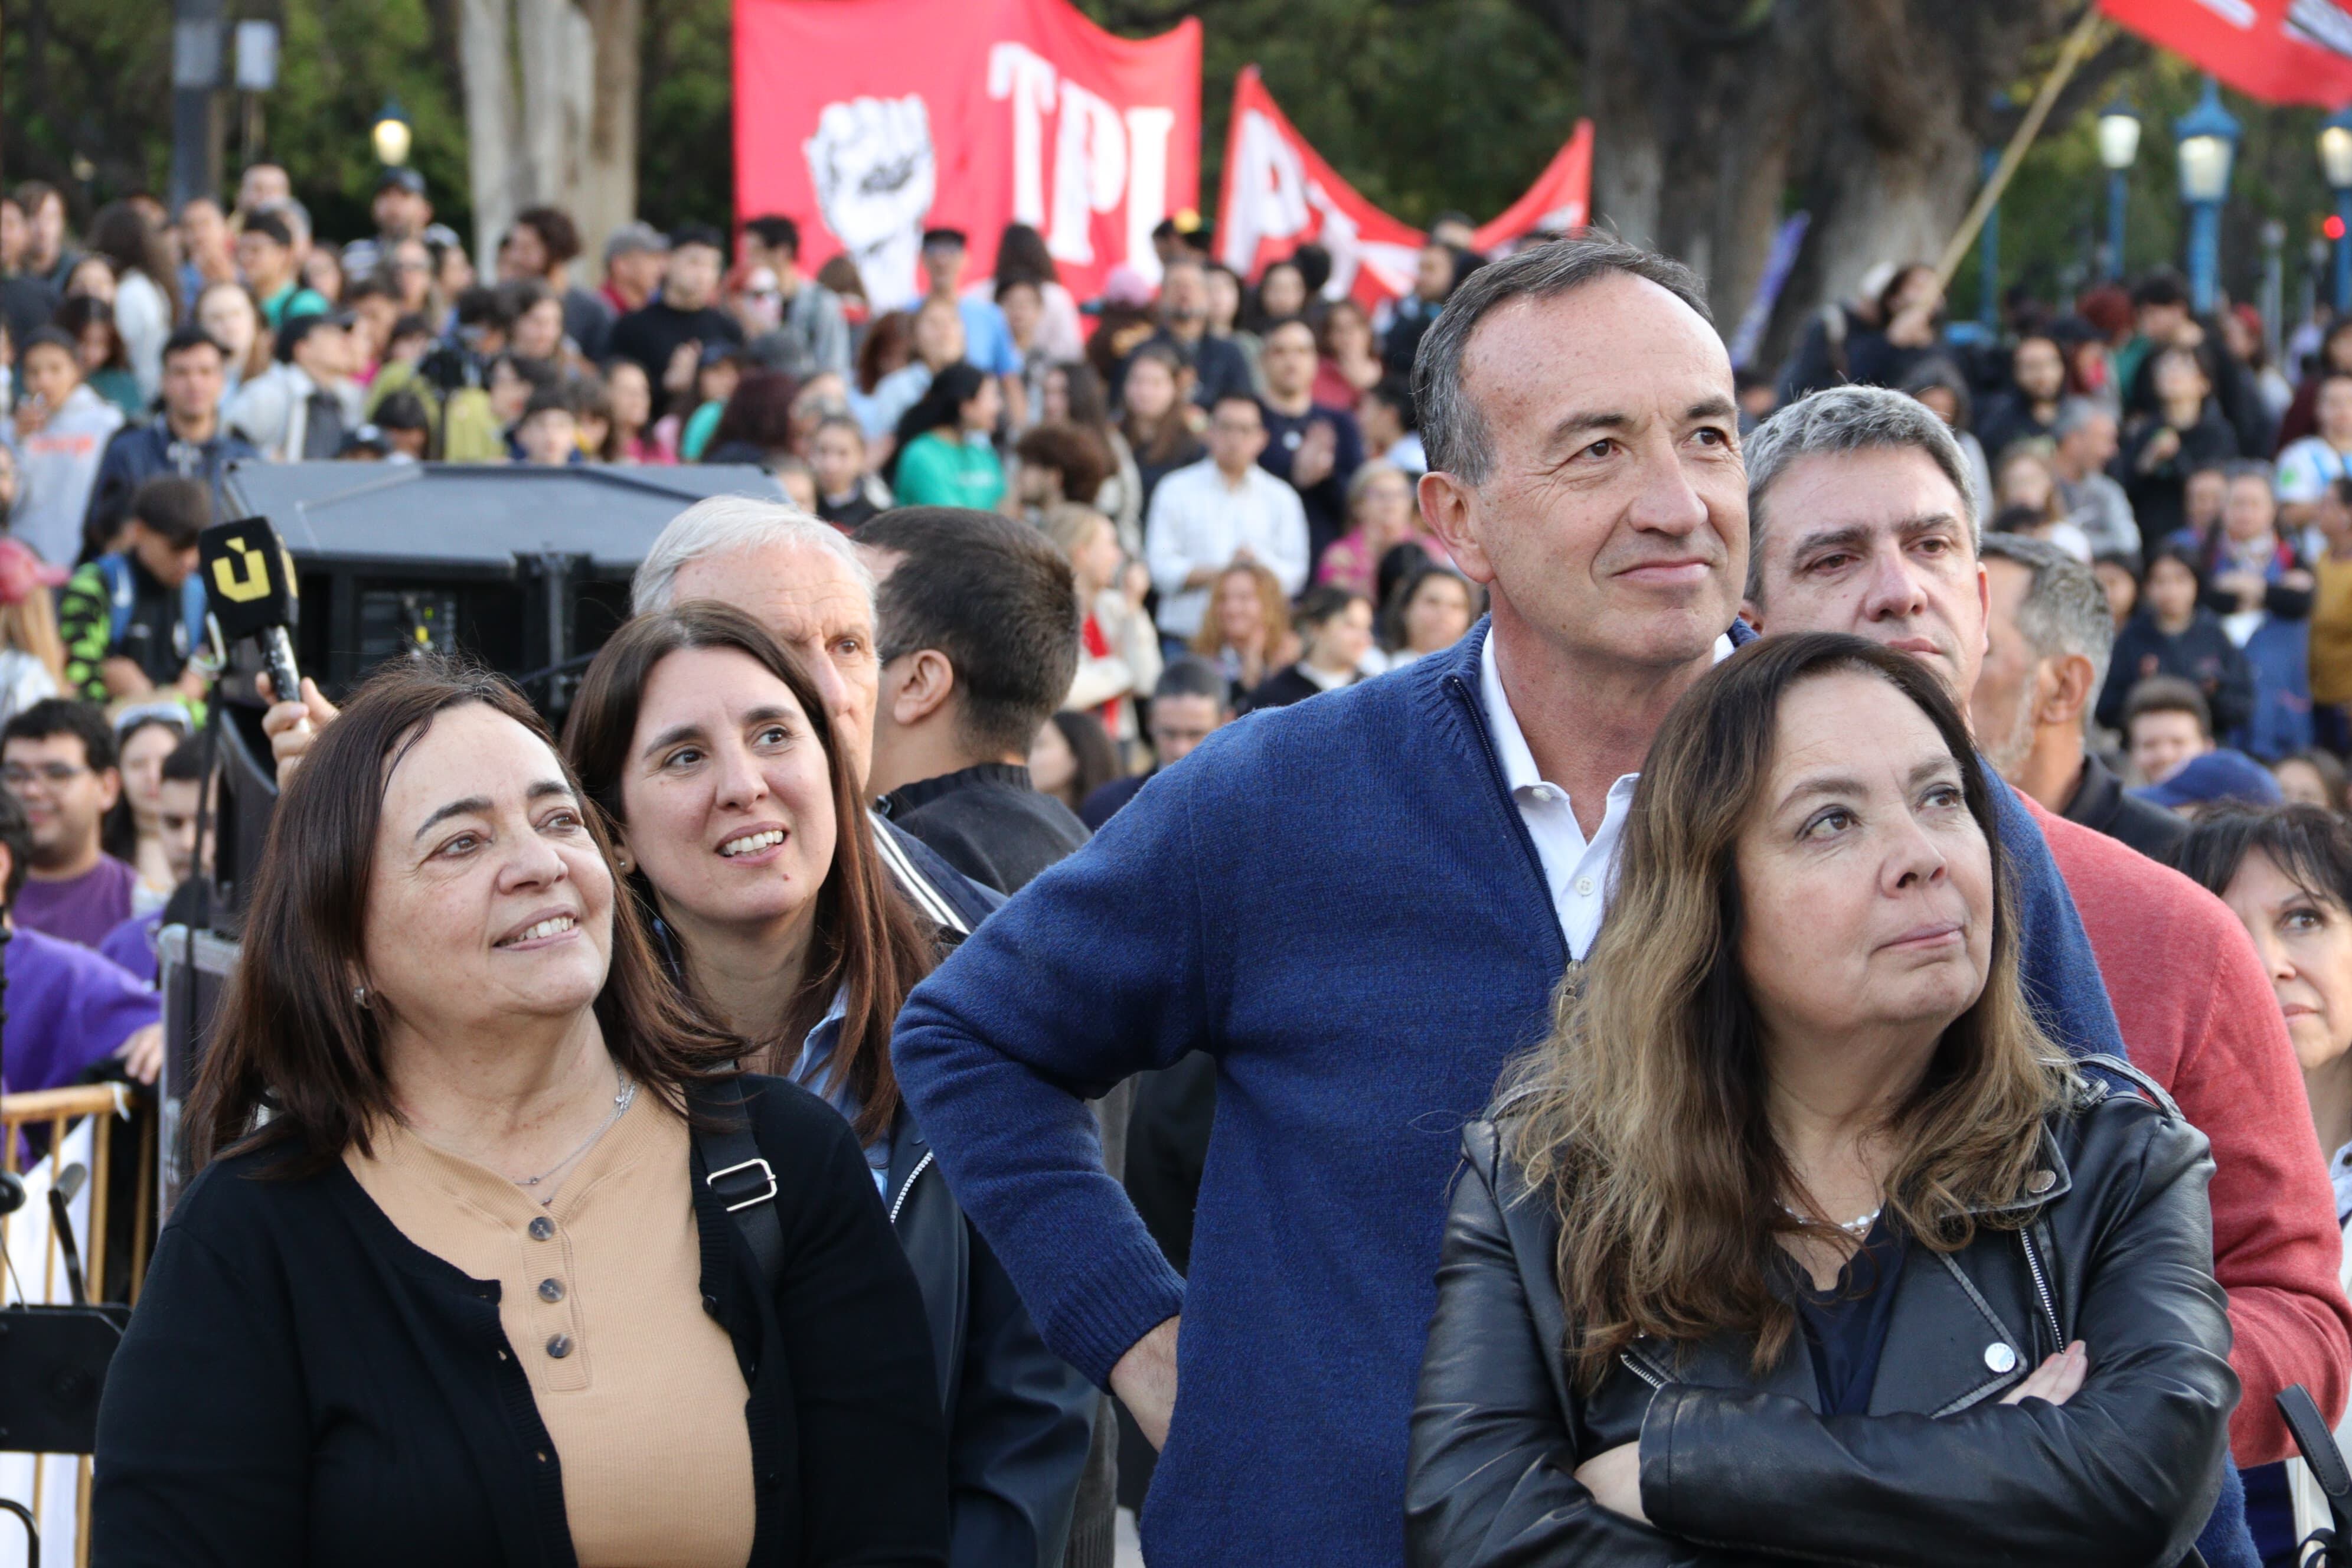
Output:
[92,1074,950,1567]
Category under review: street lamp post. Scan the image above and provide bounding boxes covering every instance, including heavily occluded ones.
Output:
[2322,107,2352,311]
[2174,77,2240,315]
[168,0,225,211]
[2097,99,2141,282]
[371,98,413,168]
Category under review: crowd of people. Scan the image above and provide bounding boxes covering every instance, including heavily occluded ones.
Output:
[6,158,2352,1567]
[0,168,1491,769]
[1768,257,2352,815]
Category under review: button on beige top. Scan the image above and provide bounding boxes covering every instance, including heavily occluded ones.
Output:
[347,1090,756,1568]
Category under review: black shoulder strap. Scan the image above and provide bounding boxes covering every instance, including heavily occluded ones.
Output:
[690,1081,786,1292]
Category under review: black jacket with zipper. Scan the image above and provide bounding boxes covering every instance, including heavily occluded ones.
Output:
[1406,1058,2236,1567]
[881,1108,1096,1568]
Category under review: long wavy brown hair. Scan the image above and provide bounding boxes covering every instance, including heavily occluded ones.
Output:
[1188,561,1291,662]
[1502,632,2071,1387]
[561,600,937,1144]
[190,658,738,1175]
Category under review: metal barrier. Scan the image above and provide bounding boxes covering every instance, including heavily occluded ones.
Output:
[0,1084,156,1568]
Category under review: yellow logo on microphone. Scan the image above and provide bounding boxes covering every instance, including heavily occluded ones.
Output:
[209,537,274,603]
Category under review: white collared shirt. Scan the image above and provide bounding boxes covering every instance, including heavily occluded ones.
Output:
[1480,628,1735,960]
[1142,458,1312,639]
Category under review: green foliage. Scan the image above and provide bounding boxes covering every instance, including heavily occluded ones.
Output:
[639,0,735,231]
[5,0,468,239]
[253,0,470,241]
[4,0,177,197]
[1119,0,1586,228]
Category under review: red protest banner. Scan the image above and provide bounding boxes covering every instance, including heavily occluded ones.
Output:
[2099,0,2352,107]
[1214,66,1427,308]
[1214,64,1593,308]
[734,0,1201,310]
[1470,120,1593,252]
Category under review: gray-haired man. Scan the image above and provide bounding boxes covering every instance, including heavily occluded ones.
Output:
[631,494,997,933]
[1971,533,2184,861]
[260,495,998,935]
[2050,398,2139,560]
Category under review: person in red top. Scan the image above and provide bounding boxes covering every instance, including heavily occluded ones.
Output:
[1744,383,2352,1469]
[1043,503,1158,752]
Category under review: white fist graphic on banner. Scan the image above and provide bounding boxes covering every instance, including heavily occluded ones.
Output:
[804,93,937,311]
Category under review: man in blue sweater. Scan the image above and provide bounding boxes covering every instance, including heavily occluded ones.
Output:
[890,238,2124,1566]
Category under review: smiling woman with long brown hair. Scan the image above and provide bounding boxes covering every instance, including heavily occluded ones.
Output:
[1407,631,2235,1566]
[93,655,948,1567]
[561,604,935,1127]
[561,602,1093,1568]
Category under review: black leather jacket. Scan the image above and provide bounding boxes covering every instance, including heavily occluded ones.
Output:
[884,1109,1096,1568]
[1407,1060,2236,1567]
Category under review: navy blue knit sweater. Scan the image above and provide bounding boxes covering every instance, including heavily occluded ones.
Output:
[891,620,2129,1567]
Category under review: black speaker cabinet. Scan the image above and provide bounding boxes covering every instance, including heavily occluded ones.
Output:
[220,460,785,713]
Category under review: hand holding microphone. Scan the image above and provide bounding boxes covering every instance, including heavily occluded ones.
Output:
[198,516,302,711]
[200,517,330,785]
[257,672,339,786]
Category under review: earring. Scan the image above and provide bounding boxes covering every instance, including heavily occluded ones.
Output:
[352,984,371,1010]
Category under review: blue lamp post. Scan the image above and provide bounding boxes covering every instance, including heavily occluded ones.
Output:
[2097,100,2141,280]
[2174,77,2240,313]
[2321,106,2352,311]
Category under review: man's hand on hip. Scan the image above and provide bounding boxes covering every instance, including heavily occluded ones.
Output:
[1112,1314,1181,1450]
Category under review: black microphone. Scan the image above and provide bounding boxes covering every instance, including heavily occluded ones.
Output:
[197,516,302,710]
[46,1164,86,1306]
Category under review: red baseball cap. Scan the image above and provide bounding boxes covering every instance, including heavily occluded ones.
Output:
[0,538,70,605]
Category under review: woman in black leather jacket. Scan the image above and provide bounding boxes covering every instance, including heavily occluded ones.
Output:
[1409,632,2236,1567]
[566,602,1094,1568]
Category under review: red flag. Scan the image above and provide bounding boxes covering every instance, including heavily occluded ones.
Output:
[1214,65,1593,309]
[2100,0,2352,107]
[734,0,1201,311]
[1471,121,1593,251]
[1213,66,1427,309]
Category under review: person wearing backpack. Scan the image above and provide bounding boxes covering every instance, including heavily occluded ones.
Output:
[563,602,1093,1568]
[56,474,208,710]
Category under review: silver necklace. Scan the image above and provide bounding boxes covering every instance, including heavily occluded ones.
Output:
[1781,1200,1881,1236]
[512,1072,636,1201]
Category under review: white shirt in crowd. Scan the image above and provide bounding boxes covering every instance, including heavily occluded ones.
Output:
[2278,436,2352,509]
[114,269,174,403]
[1481,626,1736,961]
[227,362,365,465]
[6,383,123,566]
[2056,469,2139,560]
[0,649,57,733]
[1144,458,1310,639]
